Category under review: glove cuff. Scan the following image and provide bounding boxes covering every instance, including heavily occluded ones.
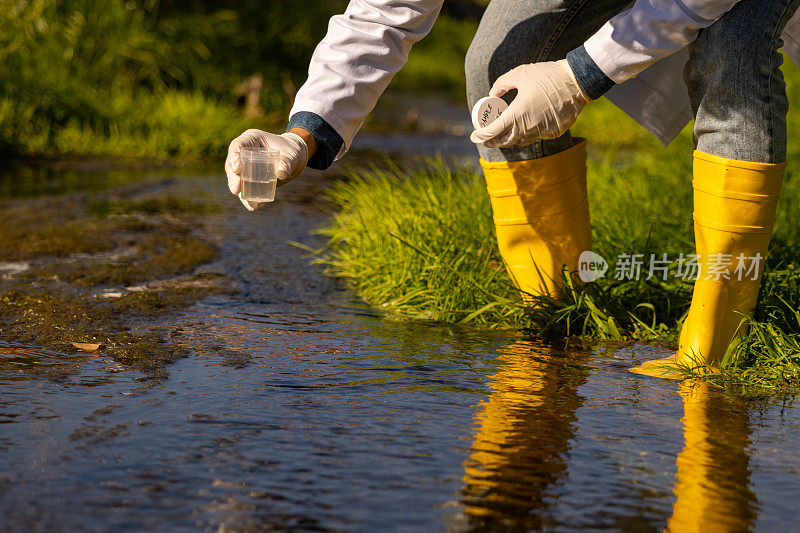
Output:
[286,111,343,170]
[283,132,310,165]
[565,46,615,100]
[557,59,589,103]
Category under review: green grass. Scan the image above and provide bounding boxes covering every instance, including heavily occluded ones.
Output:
[314,153,697,337]
[315,60,800,393]
[317,159,525,327]
[0,0,263,159]
[0,0,370,159]
[0,1,477,160]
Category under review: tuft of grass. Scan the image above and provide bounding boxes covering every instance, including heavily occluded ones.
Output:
[315,159,527,327]
[315,157,695,340]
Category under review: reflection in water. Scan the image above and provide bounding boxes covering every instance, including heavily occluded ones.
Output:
[461,340,589,529]
[0,159,173,198]
[461,343,760,531]
[668,381,758,532]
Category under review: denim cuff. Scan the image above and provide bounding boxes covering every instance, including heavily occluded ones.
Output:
[286,111,344,170]
[566,45,615,100]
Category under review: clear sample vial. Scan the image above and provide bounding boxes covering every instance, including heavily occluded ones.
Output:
[240,148,279,202]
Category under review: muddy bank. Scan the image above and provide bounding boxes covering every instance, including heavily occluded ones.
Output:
[0,175,227,371]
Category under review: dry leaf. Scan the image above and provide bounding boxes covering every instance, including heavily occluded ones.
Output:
[72,342,101,352]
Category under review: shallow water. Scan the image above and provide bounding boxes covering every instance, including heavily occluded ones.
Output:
[3,159,800,531]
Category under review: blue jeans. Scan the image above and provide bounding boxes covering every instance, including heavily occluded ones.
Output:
[466,0,800,164]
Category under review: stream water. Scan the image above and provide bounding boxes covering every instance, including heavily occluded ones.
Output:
[3,132,800,531]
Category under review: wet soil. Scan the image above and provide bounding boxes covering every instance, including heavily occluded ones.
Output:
[0,172,228,371]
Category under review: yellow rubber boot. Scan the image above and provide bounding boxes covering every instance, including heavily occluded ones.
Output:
[480,139,591,300]
[633,151,784,377]
[677,152,784,367]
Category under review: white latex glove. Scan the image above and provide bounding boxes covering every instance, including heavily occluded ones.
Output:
[225,129,309,211]
[470,59,589,148]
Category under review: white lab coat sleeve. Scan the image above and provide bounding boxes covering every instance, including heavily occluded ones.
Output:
[584,0,742,83]
[782,12,800,63]
[288,0,445,159]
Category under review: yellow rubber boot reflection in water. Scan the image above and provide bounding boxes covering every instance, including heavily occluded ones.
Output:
[633,151,784,377]
[480,139,591,301]
[668,381,756,531]
[461,341,588,527]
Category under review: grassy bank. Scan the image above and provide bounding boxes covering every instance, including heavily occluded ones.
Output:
[0,1,477,160]
[316,62,800,392]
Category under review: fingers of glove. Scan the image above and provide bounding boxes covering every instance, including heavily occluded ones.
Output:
[488,69,521,98]
[277,158,302,188]
[225,150,244,194]
[240,129,269,148]
[238,193,261,212]
[471,122,512,145]
[227,172,242,195]
[275,158,294,188]
[484,123,523,148]
[225,148,243,195]
[275,157,291,181]
[275,133,309,185]
[470,104,517,144]
[225,130,264,195]
[540,103,582,140]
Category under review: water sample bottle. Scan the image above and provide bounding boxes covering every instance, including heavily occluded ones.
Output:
[471,96,508,129]
[240,148,279,202]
